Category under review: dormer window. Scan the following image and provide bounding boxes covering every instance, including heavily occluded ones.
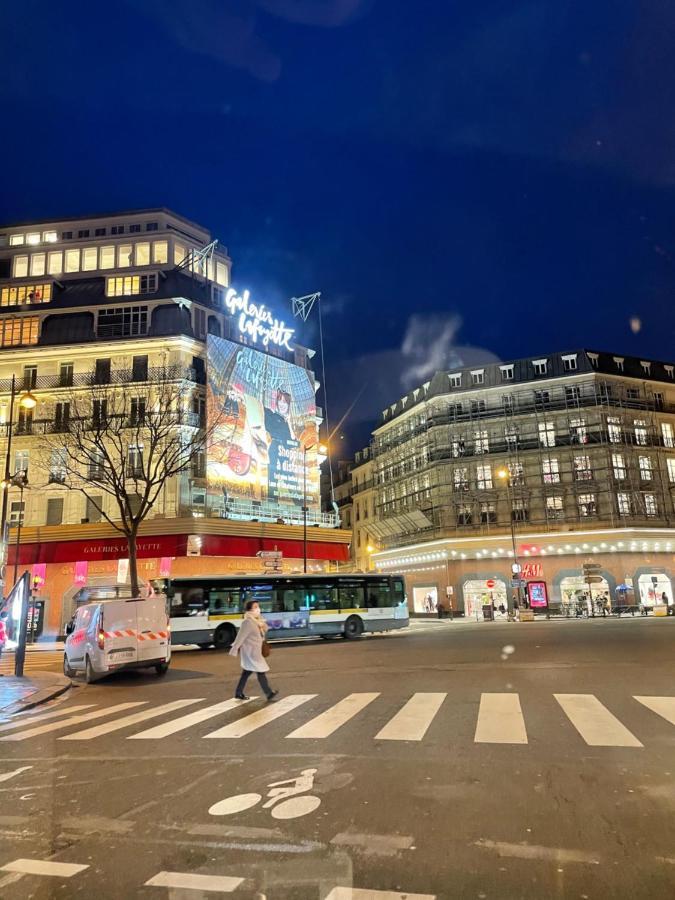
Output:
[500,365,514,381]
[471,370,484,385]
[449,374,462,388]
[562,354,578,372]
[640,360,651,375]
[665,365,674,379]
[532,359,548,376]
[613,356,624,372]
[588,353,599,368]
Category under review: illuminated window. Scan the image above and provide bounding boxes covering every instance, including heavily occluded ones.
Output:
[26,232,40,245]
[570,417,587,443]
[476,464,492,490]
[82,247,98,271]
[30,253,46,276]
[638,455,653,481]
[662,422,674,448]
[207,258,215,282]
[43,231,57,243]
[617,492,631,515]
[99,246,115,269]
[0,317,39,347]
[546,496,564,519]
[607,416,621,443]
[480,502,496,523]
[453,468,468,491]
[216,261,229,286]
[634,420,648,445]
[1,283,51,306]
[612,453,626,480]
[577,494,597,517]
[13,255,28,277]
[542,457,560,484]
[538,421,555,447]
[118,244,133,267]
[508,461,524,484]
[48,251,63,275]
[667,459,675,483]
[512,498,528,522]
[174,243,186,266]
[573,455,592,481]
[105,274,158,297]
[474,429,489,453]
[9,234,24,246]
[135,242,150,266]
[644,494,658,517]
[64,248,80,272]
[153,241,168,264]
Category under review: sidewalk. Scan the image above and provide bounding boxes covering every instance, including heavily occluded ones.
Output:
[0,670,71,717]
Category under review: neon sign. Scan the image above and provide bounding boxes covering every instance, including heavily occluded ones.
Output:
[225,289,295,351]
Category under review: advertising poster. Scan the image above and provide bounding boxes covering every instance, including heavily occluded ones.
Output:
[413,585,438,614]
[207,336,319,512]
[528,581,548,608]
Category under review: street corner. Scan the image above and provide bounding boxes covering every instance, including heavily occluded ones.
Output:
[0,671,71,717]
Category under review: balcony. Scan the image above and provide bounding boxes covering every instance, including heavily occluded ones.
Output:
[0,365,201,394]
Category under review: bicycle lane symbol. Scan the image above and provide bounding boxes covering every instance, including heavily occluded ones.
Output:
[209,768,321,820]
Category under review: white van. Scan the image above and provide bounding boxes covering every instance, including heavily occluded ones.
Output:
[63,596,171,683]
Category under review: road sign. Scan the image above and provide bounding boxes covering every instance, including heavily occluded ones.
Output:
[257,551,282,559]
[582,563,602,573]
[586,575,604,584]
[510,578,526,588]
[511,563,521,574]
[486,578,496,589]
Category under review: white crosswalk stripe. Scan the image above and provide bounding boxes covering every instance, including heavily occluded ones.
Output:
[634,696,675,726]
[474,693,528,744]
[145,870,244,892]
[0,705,96,734]
[0,702,146,742]
[325,888,436,900]
[287,693,380,739]
[554,694,643,747]
[128,697,255,740]
[59,699,202,741]
[375,693,446,741]
[205,695,316,739]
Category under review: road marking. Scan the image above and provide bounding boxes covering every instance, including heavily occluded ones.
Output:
[209,793,262,816]
[375,693,445,741]
[634,696,675,726]
[0,859,89,877]
[325,888,435,900]
[554,694,643,747]
[475,838,601,865]
[145,870,244,892]
[474,693,528,744]
[0,766,33,783]
[129,698,254,740]
[205,695,316,739]
[0,705,96,734]
[330,832,415,856]
[59,699,202,740]
[287,693,380,739]
[0,703,146,742]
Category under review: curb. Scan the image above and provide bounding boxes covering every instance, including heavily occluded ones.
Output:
[1,674,72,716]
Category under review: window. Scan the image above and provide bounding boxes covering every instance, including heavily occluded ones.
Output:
[457,503,472,525]
[127,445,144,478]
[0,317,39,347]
[17,407,33,433]
[546,496,564,519]
[612,453,626,480]
[132,355,148,381]
[48,250,63,274]
[85,495,103,523]
[562,355,578,371]
[573,455,592,481]
[194,307,206,339]
[9,234,24,246]
[476,464,492,489]
[192,449,206,478]
[668,459,675,483]
[471,370,484,385]
[62,231,73,240]
[10,501,25,526]
[26,232,40,245]
[570,417,588,444]
[644,494,658,517]
[653,392,664,409]
[174,243,186,266]
[216,261,229,286]
[59,362,74,386]
[501,394,514,413]
[130,224,142,234]
[627,388,640,401]
[365,579,391,609]
[92,399,107,428]
[666,365,674,379]
[95,227,106,237]
[118,244,133,267]
[512,499,528,522]
[1,283,52,306]
[43,231,57,243]
[641,361,651,375]
[153,241,168,264]
[614,357,624,372]
[192,394,206,426]
[505,425,518,448]
[129,397,146,426]
[146,222,159,232]
[30,253,46,276]
[23,365,37,389]
[662,423,674,448]
[78,229,90,239]
[566,386,581,403]
[451,439,466,458]
[542,457,560,484]
[14,449,29,473]
[539,421,555,447]
[100,246,115,269]
[634,420,648,445]
[97,306,149,337]
[111,225,125,235]
[471,399,486,415]
[598,382,612,400]
[46,498,64,526]
[49,449,67,484]
[578,494,597,517]
[534,390,550,405]
[94,358,111,384]
[338,580,365,610]
[480,502,497,523]
[500,365,514,380]
[532,359,548,375]
[474,429,489,454]
[135,242,150,266]
[64,248,80,272]
[13,255,28,277]
[105,274,158,296]
[82,247,97,271]
[453,468,468,491]
[638,455,653,481]
[54,401,70,432]
[607,416,621,443]
[508,461,524,485]
[617,492,631,515]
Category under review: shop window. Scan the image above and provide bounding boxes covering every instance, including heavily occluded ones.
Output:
[637,574,672,608]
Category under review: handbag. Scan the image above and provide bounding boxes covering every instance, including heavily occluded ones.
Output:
[261,639,271,658]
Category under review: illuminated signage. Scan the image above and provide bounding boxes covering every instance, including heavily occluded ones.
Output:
[225,289,295,351]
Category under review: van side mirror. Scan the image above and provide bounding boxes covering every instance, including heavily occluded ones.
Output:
[65,620,75,636]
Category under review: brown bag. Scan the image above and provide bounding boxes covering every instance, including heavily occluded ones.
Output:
[261,640,271,658]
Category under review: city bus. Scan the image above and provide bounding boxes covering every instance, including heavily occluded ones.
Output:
[155,574,409,648]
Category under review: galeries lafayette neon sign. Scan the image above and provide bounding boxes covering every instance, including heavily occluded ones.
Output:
[225,288,295,351]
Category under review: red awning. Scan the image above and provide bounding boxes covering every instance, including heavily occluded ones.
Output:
[200,534,350,562]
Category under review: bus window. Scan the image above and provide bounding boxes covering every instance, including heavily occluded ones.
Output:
[305,583,339,611]
[339,580,365,610]
[240,583,275,613]
[208,588,240,615]
[366,578,392,608]
[392,578,406,605]
[168,584,206,617]
[278,587,308,612]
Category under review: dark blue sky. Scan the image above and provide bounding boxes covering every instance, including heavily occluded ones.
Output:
[3,1,675,451]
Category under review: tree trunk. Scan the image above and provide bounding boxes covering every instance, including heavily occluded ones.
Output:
[127,529,140,598]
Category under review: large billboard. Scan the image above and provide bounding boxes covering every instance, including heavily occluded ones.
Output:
[206,336,320,513]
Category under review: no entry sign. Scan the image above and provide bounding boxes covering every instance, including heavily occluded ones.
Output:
[486,578,496,589]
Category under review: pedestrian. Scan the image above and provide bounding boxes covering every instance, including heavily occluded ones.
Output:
[230,600,279,702]
[661,592,672,616]
[0,610,8,672]
[436,597,446,619]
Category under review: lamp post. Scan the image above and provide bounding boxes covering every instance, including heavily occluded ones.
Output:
[303,442,326,574]
[497,467,520,621]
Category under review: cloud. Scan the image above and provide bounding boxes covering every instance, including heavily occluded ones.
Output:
[400,313,463,390]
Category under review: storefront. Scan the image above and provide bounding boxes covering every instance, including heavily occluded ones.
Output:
[462,578,508,619]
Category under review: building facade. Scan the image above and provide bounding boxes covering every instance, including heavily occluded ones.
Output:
[0,209,349,637]
[367,350,675,616]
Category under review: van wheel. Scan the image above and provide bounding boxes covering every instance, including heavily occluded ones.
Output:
[63,654,75,678]
[197,643,212,650]
[343,616,364,640]
[320,634,340,640]
[85,656,96,684]
[214,624,235,650]
[155,662,169,676]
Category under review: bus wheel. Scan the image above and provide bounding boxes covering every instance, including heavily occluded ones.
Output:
[343,616,364,640]
[214,624,236,650]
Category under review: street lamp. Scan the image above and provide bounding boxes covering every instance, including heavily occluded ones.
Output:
[497,467,520,621]
[303,441,327,574]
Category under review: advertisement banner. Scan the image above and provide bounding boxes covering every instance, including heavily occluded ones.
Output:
[207,336,319,512]
[528,581,548,608]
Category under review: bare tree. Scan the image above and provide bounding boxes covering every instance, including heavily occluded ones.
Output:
[41,367,211,597]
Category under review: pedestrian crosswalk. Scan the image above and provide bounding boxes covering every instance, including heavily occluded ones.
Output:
[1,692,674,747]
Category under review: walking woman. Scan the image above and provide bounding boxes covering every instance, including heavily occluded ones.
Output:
[230,600,279,701]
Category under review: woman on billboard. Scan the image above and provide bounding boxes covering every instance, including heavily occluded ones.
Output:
[263,389,297,501]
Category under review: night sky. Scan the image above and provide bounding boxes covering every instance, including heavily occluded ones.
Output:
[3,1,675,452]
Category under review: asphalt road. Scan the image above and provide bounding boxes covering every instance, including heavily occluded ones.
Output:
[0,618,674,900]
